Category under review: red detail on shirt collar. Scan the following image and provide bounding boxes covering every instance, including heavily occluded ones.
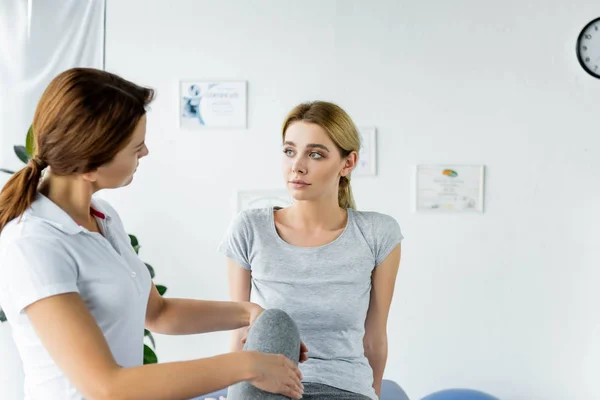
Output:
[90,208,106,219]
[74,208,106,226]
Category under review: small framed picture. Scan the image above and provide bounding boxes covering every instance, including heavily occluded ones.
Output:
[237,189,294,212]
[354,127,377,176]
[180,80,247,129]
[413,164,485,213]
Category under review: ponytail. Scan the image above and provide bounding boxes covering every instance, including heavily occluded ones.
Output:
[338,175,356,209]
[0,157,47,232]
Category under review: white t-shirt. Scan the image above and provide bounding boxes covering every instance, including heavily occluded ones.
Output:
[0,194,152,400]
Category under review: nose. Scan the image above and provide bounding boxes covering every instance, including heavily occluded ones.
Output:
[291,158,306,174]
[139,144,149,158]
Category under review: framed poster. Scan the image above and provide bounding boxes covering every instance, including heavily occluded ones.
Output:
[354,127,377,176]
[180,80,247,128]
[414,164,485,212]
[237,189,293,212]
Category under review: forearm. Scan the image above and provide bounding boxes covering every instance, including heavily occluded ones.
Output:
[107,352,254,400]
[230,326,248,352]
[147,299,252,335]
[365,338,388,397]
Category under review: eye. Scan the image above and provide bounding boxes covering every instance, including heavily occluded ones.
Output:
[309,152,324,159]
[283,149,295,157]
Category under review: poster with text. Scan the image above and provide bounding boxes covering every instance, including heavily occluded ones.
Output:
[414,165,485,212]
[180,81,247,129]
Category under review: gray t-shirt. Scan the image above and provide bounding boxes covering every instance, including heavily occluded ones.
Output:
[218,207,403,400]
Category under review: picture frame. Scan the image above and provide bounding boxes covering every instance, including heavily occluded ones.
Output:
[179,80,247,129]
[354,127,377,176]
[413,164,485,213]
[237,189,294,212]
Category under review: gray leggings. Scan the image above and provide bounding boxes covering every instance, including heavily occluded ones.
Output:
[227,309,371,400]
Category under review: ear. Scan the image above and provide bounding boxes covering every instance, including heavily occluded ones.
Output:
[81,169,98,183]
[340,151,358,177]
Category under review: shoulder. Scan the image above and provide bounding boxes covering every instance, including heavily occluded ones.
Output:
[1,214,63,250]
[0,229,75,274]
[231,207,273,231]
[349,209,403,264]
[350,209,401,234]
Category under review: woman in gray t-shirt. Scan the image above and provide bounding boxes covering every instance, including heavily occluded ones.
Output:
[219,101,403,400]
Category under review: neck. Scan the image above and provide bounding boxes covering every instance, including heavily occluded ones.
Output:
[40,173,96,224]
[288,195,346,230]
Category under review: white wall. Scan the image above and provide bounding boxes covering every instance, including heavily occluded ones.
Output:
[2,0,600,399]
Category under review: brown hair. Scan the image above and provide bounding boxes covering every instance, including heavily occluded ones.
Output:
[0,68,154,232]
[282,101,360,209]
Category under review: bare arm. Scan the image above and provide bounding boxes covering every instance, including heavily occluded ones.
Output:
[145,282,259,335]
[227,257,252,352]
[25,292,304,400]
[364,244,401,398]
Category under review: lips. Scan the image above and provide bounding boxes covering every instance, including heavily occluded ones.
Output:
[288,180,311,189]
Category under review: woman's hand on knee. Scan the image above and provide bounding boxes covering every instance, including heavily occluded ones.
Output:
[299,341,309,363]
[247,351,304,399]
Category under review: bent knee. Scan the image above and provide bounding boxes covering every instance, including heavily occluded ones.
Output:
[254,308,297,330]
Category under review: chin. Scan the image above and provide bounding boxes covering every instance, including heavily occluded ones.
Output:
[290,191,314,202]
[120,176,134,187]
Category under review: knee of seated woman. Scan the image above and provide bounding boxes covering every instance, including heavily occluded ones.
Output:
[251,308,301,338]
[255,308,294,326]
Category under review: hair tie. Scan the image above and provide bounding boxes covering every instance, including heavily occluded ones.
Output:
[29,157,48,170]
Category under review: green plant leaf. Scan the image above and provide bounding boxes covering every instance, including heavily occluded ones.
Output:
[129,234,140,254]
[156,285,167,296]
[26,125,34,156]
[14,145,31,164]
[145,263,155,279]
[0,168,15,174]
[143,344,158,364]
[0,307,6,322]
[144,329,156,349]
[129,234,139,247]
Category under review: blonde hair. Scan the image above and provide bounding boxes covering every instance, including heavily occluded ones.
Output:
[281,101,360,209]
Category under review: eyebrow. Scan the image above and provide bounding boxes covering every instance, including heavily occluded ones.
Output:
[283,141,330,152]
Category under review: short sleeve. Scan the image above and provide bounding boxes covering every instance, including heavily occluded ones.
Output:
[217,211,252,270]
[374,214,403,266]
[0,237,79,314]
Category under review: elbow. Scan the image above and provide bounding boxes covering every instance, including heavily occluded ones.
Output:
[91,386,121,400]
[87,370,128,400]
[364,334,387,357]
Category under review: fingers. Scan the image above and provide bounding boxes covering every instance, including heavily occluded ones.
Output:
[300,341,308,352]
[283,384,304,399]
[286,357,302,380]
[283,377,304,400]
[299,350,308,362]
[282,387,303,400]
[283,357,303,397]
[299,341,309,363]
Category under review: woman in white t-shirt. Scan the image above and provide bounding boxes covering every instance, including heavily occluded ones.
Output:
[0,68,305,400]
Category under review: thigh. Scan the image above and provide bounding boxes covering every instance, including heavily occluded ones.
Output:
[302,383,372,400]
[227,381,290,400]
